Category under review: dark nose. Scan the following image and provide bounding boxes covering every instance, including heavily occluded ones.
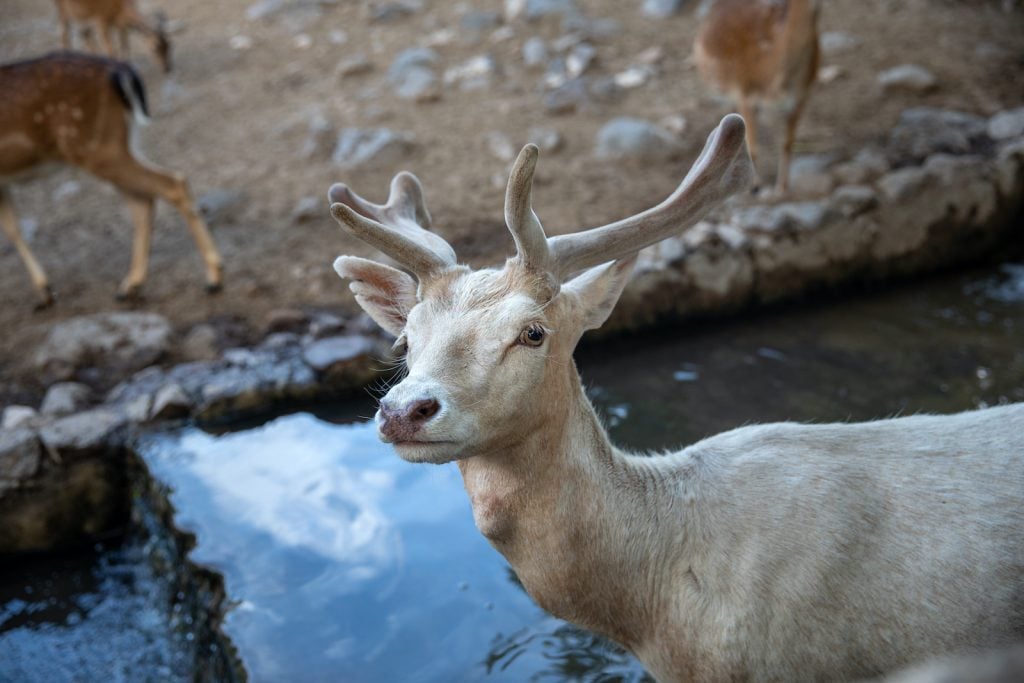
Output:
[379,398,441,441]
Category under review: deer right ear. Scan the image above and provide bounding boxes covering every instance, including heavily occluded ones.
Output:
[333,256,417,337]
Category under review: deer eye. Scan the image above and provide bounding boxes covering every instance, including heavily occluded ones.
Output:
[519,324,546,347]
[392,335,409,357]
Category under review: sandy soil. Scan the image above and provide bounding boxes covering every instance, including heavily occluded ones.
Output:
[1,0,1022,401]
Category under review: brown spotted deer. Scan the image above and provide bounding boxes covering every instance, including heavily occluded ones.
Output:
[0,52,222,307]
[326,114,1024,682]
[694,0,820,194]
[54,0,172,73]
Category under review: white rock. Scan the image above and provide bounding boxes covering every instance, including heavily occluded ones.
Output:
[988,107,1024,141]
[877,64,938,93]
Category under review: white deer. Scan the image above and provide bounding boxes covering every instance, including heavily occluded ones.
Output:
[326,115,1024,682]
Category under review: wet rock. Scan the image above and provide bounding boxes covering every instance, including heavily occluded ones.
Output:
[0,428,41,491]
[877,64,938,93]
[40,382,94,417]
[831,185,879,217]
[332,128,416,169]
[149,383,193,421]
[198,188,246,225]
[528,127,563,153]
[879,166,931,201]
[193,353,319,422]
[888,108,987,165]
[988,107,1024,141]
[522,37,548,68]
[2,406,38,430]
[444,54,500,91]
[181,323,221,362]
[336,53,374,78]
[39,408,126,458]
[594,118,682,162]
[642,0,688,18]
[820,31,859,55]
[35,312,172,383]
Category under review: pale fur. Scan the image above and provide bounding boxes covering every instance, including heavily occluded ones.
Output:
[328,118,1024,681]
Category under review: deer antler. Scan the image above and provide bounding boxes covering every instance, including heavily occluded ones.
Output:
[329,171,457,279]
[505,114,753,282]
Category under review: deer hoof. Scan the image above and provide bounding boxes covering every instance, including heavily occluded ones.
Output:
[115,285,144,302]
[205,281,223,295]
[33,286,56,311]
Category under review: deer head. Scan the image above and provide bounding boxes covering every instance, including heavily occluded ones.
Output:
[329,114,752,464]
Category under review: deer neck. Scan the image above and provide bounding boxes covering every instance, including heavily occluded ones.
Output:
[456,362,685,647]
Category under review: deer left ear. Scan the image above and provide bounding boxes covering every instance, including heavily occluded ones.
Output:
[334,256,417,337]
[561,256,637,332]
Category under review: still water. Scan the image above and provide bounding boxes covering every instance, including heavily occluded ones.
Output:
[3,262,1023,682]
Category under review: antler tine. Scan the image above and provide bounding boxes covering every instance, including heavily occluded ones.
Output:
[504,144,552,272]
[547,114,753,280]
[328,174,457,279]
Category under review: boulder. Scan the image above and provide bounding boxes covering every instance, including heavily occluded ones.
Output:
[35,312,173,382]
[2,406,38,430]
[40,382,94,416]
[988,107,1024,141]
[0,427,41,492]
[888,108,987,165]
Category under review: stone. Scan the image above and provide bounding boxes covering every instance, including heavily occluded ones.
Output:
[53,180,82,203]
[35,312,172,382]
[505,0,526,20]
[988,107,1024,141]
[820,31,858,55]
[246,0,285,20]
[877,64,938,93]
[230,34,254,50]
[265,308,310,333]
[40,382,93,417]
[528,127,563,153]
[831,185,879,217]
[299,107,334,160]
[39,408,126,457]
[332,128,416,169]
[614,65,654,89]
[523,0,579,21]
[336,53,374,78]
[642,0,687,18]
[461,10,502,34]
[543,78,589,114]
[594,118,682,162]
[388,47,441,101]
[149,383,193,420]
[444,54,500,90]
[776,202,830,231]
[788,153,836,197]
[198,188,246,225]
[181,323,221,362]
[566,43,596,78]
[483,131,516,162]
[733,205,788,233]
[522,37,548,68]
[369,0,421,22]
[302,335,377,373]
[888,108,987,164]
[2,406,38,430]
[879,166,931,202]
[659,114,687,135]
[291,196,322,224]
[0,428,41,490]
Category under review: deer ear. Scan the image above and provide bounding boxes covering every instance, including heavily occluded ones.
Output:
[333,256,417,337]
[561,256,637,332]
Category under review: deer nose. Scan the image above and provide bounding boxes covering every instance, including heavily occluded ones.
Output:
[378,398,441,441]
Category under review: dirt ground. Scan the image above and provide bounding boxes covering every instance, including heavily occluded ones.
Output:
[1,0,1023,401]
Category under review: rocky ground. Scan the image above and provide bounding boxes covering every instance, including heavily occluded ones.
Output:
[1,0,1023,406]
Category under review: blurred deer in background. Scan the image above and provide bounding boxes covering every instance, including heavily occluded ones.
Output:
[0,52,222,308]
[54,0,172,73]
[327,114,1024,682]
[695,0,820,194]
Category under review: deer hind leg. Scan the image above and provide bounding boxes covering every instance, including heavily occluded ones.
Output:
[90,157,223,294]
[738,94,761,190]
[117,192,154,299]
[777,95,809,195]
[0,187,54,308]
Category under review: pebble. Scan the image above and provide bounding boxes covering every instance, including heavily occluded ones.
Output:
[594,117,682,162]
[877,64,938,93]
